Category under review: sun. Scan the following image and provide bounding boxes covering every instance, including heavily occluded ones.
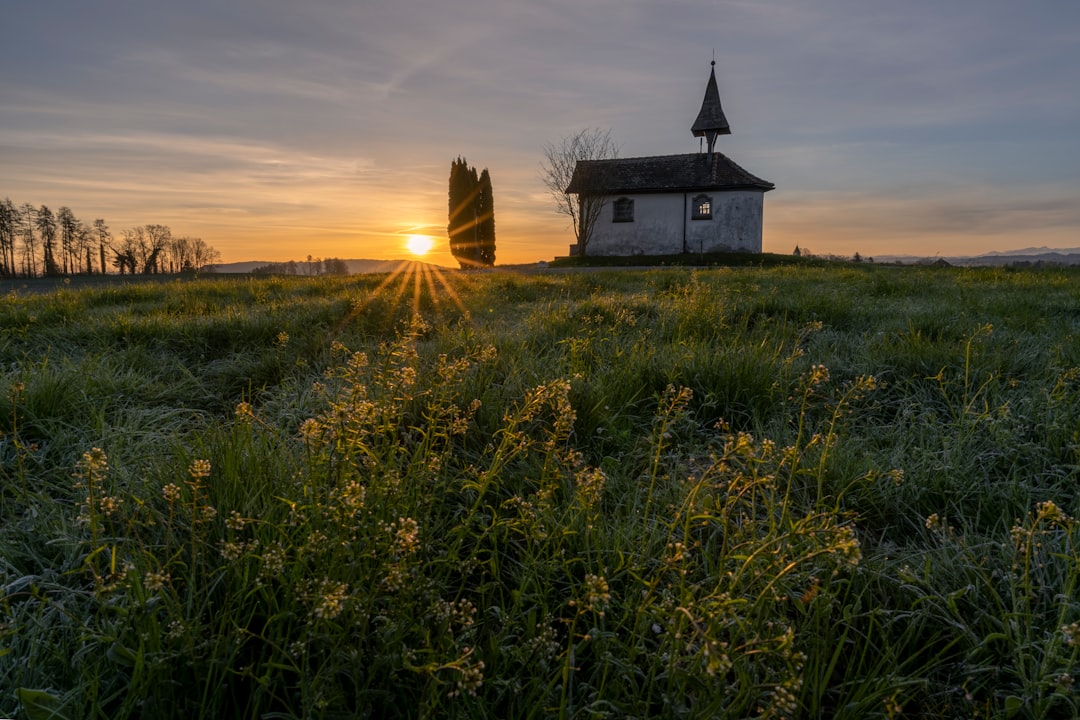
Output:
[405,234,434,256]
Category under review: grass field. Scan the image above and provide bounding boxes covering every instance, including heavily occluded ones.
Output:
[2,262,1078,718]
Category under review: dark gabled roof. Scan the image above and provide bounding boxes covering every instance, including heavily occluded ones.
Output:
[565,152,774,195]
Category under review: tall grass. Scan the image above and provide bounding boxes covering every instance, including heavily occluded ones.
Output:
[1,264,1078,718]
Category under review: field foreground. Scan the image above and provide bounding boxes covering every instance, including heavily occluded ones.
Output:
[1,263,1079,718]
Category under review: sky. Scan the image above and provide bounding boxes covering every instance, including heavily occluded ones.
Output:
[3,1,1080,267]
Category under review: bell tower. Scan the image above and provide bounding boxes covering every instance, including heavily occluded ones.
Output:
[691,60,731,157]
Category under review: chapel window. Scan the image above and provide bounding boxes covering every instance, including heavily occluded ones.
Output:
[693,194,712,220]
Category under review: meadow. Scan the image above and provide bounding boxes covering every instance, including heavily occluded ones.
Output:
[1,262,1078,719]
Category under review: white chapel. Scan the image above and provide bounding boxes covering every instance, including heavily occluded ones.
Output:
[566,62,774,257]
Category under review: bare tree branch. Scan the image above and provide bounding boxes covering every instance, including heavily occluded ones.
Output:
[539,128,617,255]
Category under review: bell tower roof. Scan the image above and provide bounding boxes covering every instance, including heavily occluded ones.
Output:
[691,61,731,155]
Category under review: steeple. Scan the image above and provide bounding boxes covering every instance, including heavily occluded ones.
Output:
[691,60,731,156]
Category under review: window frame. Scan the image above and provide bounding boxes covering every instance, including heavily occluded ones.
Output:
[692,194,713,220]
[612,197,635,223]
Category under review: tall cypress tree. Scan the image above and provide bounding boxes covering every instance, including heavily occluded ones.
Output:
[477,168,495,267]
[447,157,495,268]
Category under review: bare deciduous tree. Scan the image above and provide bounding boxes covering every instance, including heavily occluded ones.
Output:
[539,128,618,256]
[0,198,17,277]
[189,237,219,271]
[93,219,111,274]
[19,203,37,277]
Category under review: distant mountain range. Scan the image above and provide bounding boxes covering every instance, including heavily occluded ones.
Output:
[853,247,1080,267]
[210,258,443,275]
[211,247,1080,274]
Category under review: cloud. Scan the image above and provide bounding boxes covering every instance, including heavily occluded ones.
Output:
[2,0,1079,263]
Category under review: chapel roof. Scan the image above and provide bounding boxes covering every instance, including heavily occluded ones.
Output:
[565,152,774,195]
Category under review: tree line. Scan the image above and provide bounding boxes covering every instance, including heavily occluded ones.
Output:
[0,197,219,278]
[251,257,351,276]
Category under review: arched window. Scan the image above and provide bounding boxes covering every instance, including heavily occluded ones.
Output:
[613,197,634,223]
[692,194,712,220]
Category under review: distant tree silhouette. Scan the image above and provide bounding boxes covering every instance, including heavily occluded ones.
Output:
[58,206,78,274]
[447,157,495,268]
[19,203,38,277]
[0,198,17,277]
[36,205,60,276]
[0,198,218,278]
[252,258,348,276]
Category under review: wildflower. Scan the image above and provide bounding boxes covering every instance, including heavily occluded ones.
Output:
[98,495,123,517]
[1056,673,1074,693]
[1036,500,1069,525]
[220,541,246,562]
[166,620,186,640]
[522,618,561,665]
[304,530,328,554]
[667,541,690,565]
[1062,622,1080,648]
[162,483,181,503]
[574,467,607,509]
[582,573,611,616]
[346,350,368,372]
[234,402,254,421]
[451,412,470,435]
[226,510,247,531]
[74,447,109,484]
[298,418,322,447]
[388,517,421,557]
[337,479,366,510]
[381,562,408,593]
[804,363,830,389]
[835,525,861,565]
[189,459,211,480]
[925,513,943,531]
[96,561,133,594]
[393,365,418,392]
[434,598,478,628]
[275,331,289,348]
[731,432,754,456]
[888,468,905,486]
[308,578,348,620]
[447,648,485,698]
[768,677,803,716]
[144,570,170,592]
[259,543,287,580]
[1009,522,1026,548]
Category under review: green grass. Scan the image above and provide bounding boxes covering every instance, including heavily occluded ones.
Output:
[1,262,1079,718]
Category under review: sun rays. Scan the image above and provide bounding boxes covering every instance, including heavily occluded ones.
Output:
[332,260,470,336]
